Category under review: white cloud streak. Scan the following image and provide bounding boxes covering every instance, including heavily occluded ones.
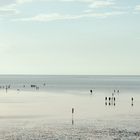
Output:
[0,0,32,16]
[0,0,32,6]
[135,5,140,11]
[89,0,115,9]
[0,1,15,7]
[0,0,128,21]
[0,4,19,16]
[16,0,33,4]
[15,11,125,22]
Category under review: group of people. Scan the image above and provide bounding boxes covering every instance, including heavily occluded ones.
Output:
[89,89,134,106]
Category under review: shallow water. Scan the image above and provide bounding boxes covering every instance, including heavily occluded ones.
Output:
[0,75,140,139]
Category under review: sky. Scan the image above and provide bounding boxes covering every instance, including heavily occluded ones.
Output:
[0,0,140,75]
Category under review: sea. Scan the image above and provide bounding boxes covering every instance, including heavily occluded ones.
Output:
[0,75,140,140]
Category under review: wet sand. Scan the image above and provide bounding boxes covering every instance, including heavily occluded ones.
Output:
[0,90,140,139]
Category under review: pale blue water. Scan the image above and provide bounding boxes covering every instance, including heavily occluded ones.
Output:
[0,75,140,92]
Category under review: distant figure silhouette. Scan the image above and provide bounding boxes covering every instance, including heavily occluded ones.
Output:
[131,97,134,106]
[90,89,93,95]
[72,108,74,125]
[114,97,115,101]
[112,93,114,101]
[105,97,107,106]
[31,85,36,88]
[17,89,20,93]
[72,108,74,114]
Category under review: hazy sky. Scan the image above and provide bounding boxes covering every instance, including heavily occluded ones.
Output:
[0,0,140,75]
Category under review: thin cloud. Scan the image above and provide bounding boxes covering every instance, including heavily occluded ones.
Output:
[0,0,128,21]
[15,11,125,22]
[42,0,114,4]
[16,0,33,4]
[89,0,115,9]
[0,4,19,16]
[133,4,140,14]
[0,0,32,16]
[60,0,87,1]
[0,0,32,6]
[0,0,16,6]
[135,5,140,11]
